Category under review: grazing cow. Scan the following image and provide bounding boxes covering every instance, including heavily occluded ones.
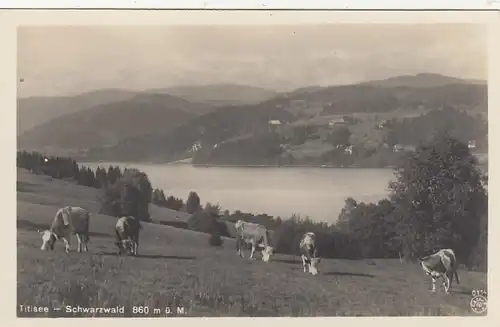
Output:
[234,220,274,262]
[299,232,321,275]
[40,206,90,253]
[115,216,142,256]
[420,248,460,293]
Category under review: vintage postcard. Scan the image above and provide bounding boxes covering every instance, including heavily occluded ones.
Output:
[1,8,497,320]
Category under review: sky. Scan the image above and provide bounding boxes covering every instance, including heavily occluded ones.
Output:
[17,24,487,97]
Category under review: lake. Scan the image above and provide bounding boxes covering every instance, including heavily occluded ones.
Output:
[83,163,396,224]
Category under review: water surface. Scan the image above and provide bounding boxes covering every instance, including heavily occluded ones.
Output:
[84,163,395,224]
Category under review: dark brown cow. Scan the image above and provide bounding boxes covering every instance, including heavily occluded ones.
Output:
[115,216,141,256]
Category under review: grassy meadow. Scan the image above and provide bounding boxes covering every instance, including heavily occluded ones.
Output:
[16,168,487,317]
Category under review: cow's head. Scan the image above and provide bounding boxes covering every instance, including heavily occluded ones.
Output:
[309,257,321,275]
[261,246,274,262]
[40,230,57,250]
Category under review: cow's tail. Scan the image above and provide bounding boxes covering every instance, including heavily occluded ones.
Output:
[454,266,460,285]
[85,213,91,242]
[115,229,121,240]
[235,235,241,252]
[115,229,123,248]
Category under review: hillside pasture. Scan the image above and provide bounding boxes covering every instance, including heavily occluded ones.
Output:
[17,169,487,317]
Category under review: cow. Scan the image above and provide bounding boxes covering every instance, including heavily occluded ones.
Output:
[115,216,142,256]
[40,206,90,253]
[299,232,321,275]
[234,220,274,262]
[419,248,460,293]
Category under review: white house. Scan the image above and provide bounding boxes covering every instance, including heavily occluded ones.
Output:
[328,117,345,127]
[468,140,477,149]
[268,120,282,125]
[393,144,416,152]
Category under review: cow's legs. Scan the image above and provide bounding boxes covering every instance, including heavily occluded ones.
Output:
[76,234,82,252]
[83,235,89,252]
[301,255,308,273]
[133,240,138,256]
[61,237,71,253]
[430,277,437,292]
[236,237,243,257]
[443,275,451,293]
[249,244,256,259]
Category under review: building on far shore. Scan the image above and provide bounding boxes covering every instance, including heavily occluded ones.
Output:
[393,144,416,152]
[328,117,346,127]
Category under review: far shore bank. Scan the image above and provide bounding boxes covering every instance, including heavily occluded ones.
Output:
[76,151,487,171]
[79,160,395,170]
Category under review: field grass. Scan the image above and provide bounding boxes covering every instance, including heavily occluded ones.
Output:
[17,168,487,317]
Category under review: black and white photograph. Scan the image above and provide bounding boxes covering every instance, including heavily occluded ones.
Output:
[13,11,491,317]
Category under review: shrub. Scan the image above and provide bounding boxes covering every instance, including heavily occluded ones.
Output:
[187,211,230,237]
[208,234,223,247]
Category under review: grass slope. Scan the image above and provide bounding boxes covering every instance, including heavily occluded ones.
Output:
[17,169,487,317]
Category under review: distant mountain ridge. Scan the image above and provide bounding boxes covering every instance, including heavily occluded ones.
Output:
[362,73,486,88]
[17,73,487,164]
[17,83,279,135]
[149,84,280,108]
[82,73,487,164]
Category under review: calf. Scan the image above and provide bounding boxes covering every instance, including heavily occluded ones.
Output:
[420,248,460,293]
[299,232,321,275]
[235,220,274,262]
[115,216,141,256]
[40,206,90,253]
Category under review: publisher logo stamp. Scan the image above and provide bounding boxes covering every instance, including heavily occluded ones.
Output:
[470,295,487,314]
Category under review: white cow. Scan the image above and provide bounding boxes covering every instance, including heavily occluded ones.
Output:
[40,206,90,253]
[235,220,274,262]
[299,232,321,275]
[420,248,460,293]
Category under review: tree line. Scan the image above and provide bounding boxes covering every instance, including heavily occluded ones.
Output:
[385,106,487,150]
[17,151,195,221]
[17,134,487,270]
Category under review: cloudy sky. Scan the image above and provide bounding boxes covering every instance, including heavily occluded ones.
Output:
[17,24,486,97]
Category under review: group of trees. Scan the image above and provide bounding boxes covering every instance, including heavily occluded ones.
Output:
[17,133,488,269]
[98,168,153,221]
[151,189,185,211]
[385,106,487,150]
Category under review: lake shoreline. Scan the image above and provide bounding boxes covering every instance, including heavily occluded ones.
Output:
[78,159,395,170]
[77,153,487,171]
